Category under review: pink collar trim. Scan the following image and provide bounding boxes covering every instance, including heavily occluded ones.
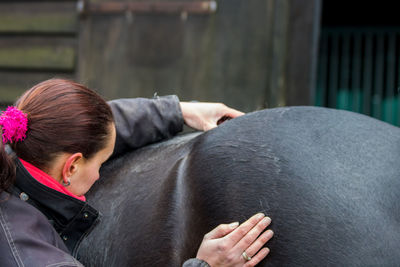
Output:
[19,158,86,202]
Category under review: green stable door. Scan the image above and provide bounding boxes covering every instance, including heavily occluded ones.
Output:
[316,27,400,126]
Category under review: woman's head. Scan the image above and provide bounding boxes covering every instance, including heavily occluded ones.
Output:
[13,78,115,169]
[1,78,115,195]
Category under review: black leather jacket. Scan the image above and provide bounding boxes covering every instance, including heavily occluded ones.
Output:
[0,96,209,267]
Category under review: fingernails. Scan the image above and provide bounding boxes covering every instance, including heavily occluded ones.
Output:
[229,222,239,228]
[262,216,271,225]
[257,213,265,219]
[266,229,274,237]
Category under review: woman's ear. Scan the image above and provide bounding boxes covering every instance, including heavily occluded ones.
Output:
[62,153,83,186]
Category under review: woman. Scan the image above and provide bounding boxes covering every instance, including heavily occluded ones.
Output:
[0,79,274,266]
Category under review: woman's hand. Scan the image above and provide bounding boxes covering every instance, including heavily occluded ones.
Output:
[179,102,244,131]
[196,213,273,267]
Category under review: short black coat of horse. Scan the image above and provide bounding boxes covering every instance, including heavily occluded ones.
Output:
[77,106,400,266]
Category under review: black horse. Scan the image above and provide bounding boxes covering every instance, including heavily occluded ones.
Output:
[78,106,400,266]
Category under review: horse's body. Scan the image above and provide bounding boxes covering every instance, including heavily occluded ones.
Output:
[78,107,400,266]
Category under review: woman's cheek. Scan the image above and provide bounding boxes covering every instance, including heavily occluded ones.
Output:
[92,169,100,182]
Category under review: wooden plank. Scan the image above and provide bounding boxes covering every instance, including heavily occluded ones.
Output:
[0,14,78,34]
[285,0,321,106]
[362,32,373,116]
[328,31,339,108]
[0,37,76,71]
[0,2,78,34]
[81,1,217,15]
[351,32,362,112]
[372,32,384,119]
[338,32,350,110]
[315,31,328,106]
[0,71,74,103]
[266,0,289,108]
[384,33,396,124]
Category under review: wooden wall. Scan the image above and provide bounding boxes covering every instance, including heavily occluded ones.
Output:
[0,0,321,112]
[0,1,77,108]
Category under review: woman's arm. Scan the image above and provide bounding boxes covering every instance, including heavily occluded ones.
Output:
[109,96,244,157]
[108,96,184,157]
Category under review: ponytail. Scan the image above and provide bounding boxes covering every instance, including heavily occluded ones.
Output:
[0,105,27,194]
[0,132,16,194]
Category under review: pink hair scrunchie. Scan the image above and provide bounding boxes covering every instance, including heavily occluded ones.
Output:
[0,106,28,144]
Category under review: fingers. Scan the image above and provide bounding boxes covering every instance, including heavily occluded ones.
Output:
[238,216,273,267]
[204,222,239,240]
[203,122,217,131]
[243,229,273,258]
[197,213,273,267]
[233,216,272,253]
[244,247,270,267]
[223,107,245,118]
[213,106,244,129]
[224,213,266,246]
[180,101,244,131]
[208,106,244,130]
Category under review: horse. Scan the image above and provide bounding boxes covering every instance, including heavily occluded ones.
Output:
[77,106,400,266]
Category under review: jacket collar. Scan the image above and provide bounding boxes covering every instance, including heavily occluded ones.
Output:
[11,157,101,256]
[19,158,86,202]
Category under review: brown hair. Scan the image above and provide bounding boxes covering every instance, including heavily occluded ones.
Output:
[0,79,114,193]
[0,141,15,194]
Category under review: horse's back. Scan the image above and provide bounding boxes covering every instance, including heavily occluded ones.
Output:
[187,107,400,265]
[79,107,400,266]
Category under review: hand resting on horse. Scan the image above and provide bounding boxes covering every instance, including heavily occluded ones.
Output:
[196,213,274,267]
[180,102,244,131]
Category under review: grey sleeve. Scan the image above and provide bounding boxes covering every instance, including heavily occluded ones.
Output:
[108,95,184,157]
[182,258,211,267]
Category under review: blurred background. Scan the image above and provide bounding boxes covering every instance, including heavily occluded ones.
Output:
[0,0,399,126]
